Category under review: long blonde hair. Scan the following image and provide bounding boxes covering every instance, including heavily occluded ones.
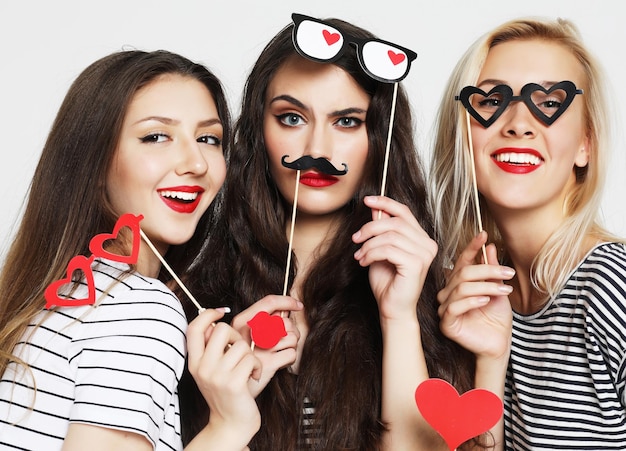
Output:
[430,17,623,299]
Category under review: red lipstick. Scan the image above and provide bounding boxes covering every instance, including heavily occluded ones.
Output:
[158,186,204,213]
[491,148,543,174]
[299,171,339,188]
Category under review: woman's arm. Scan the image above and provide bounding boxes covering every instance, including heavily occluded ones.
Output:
[437,232,513,450]
[353,195,446,450]
[63,424,153,451]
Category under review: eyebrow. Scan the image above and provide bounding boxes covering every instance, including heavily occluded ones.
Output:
[269,95,308,111]
[268,95,367,117]
[476,79,561,89]
[132,116,222,127]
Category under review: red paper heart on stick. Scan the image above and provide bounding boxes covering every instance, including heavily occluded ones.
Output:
[45,255,96,308]
[414,378,503,451]
[247,311,287,349]
[89,213,143,264]
[388,50,406,66]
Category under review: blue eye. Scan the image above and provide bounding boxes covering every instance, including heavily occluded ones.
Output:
[278,113,305,126]
[336,117,363,128]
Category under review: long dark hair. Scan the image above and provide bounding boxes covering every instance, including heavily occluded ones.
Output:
[0,49,231,376]
[181,18,473,450]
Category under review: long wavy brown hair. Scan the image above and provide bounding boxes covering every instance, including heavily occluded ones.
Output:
[180,17,474,450]
[0,50,231,377]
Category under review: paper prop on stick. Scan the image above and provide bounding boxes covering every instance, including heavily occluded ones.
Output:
[454,80,584,262]
[247,311,288,349]
[45,213,206,314]
[45,255,97,308]
[88,212,142,264]
[45,213,143,308]
[414,378,503,451]
[291,12,417,214]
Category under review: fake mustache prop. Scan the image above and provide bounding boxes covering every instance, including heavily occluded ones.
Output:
[281,155,348,175]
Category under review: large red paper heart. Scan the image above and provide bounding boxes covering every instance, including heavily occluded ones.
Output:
[89,213,143,264]
[247,311,287,349]
[388,50,406,66]
[45,255,96,308]
[322,29,340,46]
[415,378,503,451]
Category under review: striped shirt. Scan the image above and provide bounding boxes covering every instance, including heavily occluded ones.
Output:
[0,258,187,450]
[504,242,626,450]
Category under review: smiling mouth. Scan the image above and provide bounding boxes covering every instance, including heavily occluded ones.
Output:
[159,190,200,203]
[158,188,204,213]
[492,152,542,166]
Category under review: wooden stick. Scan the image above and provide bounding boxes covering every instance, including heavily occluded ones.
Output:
[377,82,399,220]
[139,229,205,314]
[465,111,488,264]
[283,170,300,297]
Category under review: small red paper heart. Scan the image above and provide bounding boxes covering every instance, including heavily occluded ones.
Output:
[89,213,144,264]
[247,311,287,349]
[415,378,503,451]
[388,50,406,66]
[45,255,96,308]
[322,29,340,46]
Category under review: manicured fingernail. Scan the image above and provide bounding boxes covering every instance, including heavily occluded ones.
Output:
[500,267,516,278]
[498,284,513,294]
[216,306,231,313]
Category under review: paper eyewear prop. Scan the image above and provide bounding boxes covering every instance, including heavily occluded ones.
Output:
[455,80,582,261]
[456,80,583,128]
[291,12,417,214]
[291,13,417,84]
[415,378,503,451]
[45,213,206,314]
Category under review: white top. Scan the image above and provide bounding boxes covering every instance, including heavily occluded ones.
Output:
[0,258,187,450]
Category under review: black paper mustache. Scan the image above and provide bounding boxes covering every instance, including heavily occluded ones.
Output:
[281,155,348,176]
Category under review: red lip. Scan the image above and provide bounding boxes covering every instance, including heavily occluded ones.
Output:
[299,171,339,188]
[491,147,543,174]
[158,185,205,213]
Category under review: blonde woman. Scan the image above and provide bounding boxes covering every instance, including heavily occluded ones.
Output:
[431,17,626,450]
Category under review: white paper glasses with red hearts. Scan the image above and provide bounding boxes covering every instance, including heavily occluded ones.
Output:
[291,12,417,84]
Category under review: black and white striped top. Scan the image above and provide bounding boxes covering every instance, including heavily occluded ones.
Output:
[0,258,187,450]
[504,242,626,450]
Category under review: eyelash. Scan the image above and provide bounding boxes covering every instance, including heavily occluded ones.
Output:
[139,133,222,146]
[277,113,305,127]
[140,132,168,143]
[276,113,364,128]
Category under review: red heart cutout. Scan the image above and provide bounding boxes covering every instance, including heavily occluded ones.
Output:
[247,311,287,349]
[388,50,406,66]
[322,29,340,46]
[415,378,503,451]
[89,213,144,264]
[45,255,96,308]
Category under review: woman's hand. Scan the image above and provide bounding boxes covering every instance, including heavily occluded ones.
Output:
[437,231,513,361]
[231,295,302,395]
[352,195,437,321]
[186,308,261,448]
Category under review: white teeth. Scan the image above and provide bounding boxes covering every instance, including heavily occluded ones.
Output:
[493,152,541,165]
[160,190,198,201]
